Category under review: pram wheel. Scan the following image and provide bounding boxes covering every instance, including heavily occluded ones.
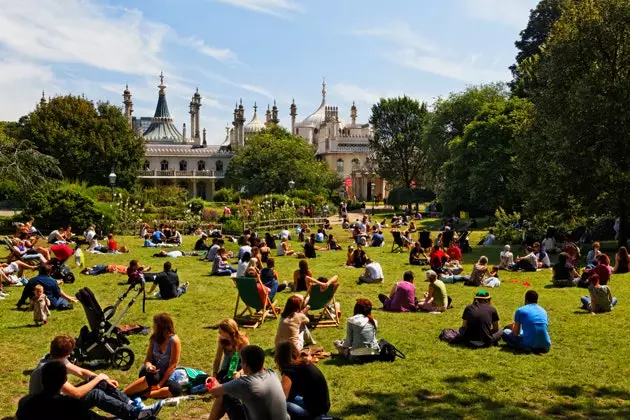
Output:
[111,346,135,371]
[102,305,115,320]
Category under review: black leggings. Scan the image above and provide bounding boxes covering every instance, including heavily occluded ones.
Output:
[138,366,183,396]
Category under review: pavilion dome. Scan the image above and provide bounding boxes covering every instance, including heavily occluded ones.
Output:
[244,105,265,133]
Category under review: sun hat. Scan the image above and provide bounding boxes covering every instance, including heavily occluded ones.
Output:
[475,289,491,300]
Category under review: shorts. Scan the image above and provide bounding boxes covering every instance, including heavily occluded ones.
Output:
[138,365,183,396]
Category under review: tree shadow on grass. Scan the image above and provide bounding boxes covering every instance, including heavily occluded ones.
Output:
[545,384,630,418]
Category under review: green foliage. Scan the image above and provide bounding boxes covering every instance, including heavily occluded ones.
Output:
[109,193,146,235]
[226,126,338,196]
[16,96,143,189]
[141,186,188,207]
[21,188,112,232]
[386,188,436,206]
[212,188,235,203]
[0,180,19,201]
[221,217,243,234]
[369,97,429,188]
[493,207,522,244]
[186,198,206,215]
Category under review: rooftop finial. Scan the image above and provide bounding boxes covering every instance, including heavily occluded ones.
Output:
[322,77,326,100]
[159,71,164,86]
[253,102,257,113]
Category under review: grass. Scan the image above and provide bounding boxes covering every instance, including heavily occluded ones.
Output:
[2,221,630,419]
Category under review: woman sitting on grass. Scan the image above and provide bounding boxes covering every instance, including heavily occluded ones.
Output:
[124,313,181,399]
[325,234,342,251]
[249,247,264,270]
[275,295,313,352]
[292,260,313,292]
[613,246,630,274]
[552,252,580,287]
[277,237,295,257]
[580,274,618,314]
[334,298,380,357]
[499,245,514,270]
[465,256,490,287]
[275,341,331,419]
[379,271,417,312]
[244,258,261,279]
[579,254,612,288]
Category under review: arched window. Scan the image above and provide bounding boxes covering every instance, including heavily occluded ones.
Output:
[179,160,187,171]
[336,159,344,175]
[351,158,360,171]
[143,160,150,170]
[160,160,169,171]
[197,160,206,171]
[216,160,224,171]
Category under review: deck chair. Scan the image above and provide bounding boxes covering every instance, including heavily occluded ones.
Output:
[391,231,404,253]
[233,276,278,329]
[419,231,432,249]
[304,282,340,328]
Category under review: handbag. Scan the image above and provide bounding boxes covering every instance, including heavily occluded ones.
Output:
[378,339,406,362]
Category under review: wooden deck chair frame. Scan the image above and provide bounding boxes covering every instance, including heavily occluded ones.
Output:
[232,276,278,329]
[390,231,404,253]
[303,282,340,328]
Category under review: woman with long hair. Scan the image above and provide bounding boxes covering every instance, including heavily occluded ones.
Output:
[614,246,630,274]
[334,298,380,357]
[275,295,312,351]
[292,260,313,292]
[124,313,181,399]
[275,341,331,420]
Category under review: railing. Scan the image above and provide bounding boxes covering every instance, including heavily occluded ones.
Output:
[138,170,224,178]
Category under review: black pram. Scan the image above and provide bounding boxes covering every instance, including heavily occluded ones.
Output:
[457,230,473,253]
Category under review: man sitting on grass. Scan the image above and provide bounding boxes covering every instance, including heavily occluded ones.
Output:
[502,290,551,353]
[358,258,384,284]
[440,289,502,347]
[146,261,189,300]
[26,335,163,419]
[409,242,428,266]
[17,264,77,310]
[379,271,417,312]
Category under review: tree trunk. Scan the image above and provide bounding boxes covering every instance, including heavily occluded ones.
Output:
[618,200,629,249]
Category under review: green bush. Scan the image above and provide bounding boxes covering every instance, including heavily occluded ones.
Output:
[0,180,20,202]
[186,198,207,214]
[142,186,188,207]
[221,217,243,235]
[493,207,522,244]
[213,188,235,203]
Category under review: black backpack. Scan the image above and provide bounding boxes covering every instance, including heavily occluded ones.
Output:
[378,339,406,362]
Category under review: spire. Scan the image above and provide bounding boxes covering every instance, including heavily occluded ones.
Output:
[158,71,166,96]
[321,78,326,105]
[142,72,182,141]
[351,101,357,126]
[253,102,258,114]
[271,99,279,124]
[40,90,46,106]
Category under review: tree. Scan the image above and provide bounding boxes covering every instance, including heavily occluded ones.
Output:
[524,0,630,247]
[369,97,429,188]
[15,96,144,189]
[225,126,338,196]
[423,84,507,193]
[509,0,563,96]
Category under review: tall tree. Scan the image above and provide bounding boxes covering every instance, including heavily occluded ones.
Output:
[15,96,144,189]
[369,97,429,188]
[423,84,507,193]
[509,0,563,96]
[524,0,630,247]
[225,126,338,195]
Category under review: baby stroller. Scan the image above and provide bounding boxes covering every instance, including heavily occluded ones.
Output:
[70,281,146,371]
[457,230,473,253]
[50,257,75,284]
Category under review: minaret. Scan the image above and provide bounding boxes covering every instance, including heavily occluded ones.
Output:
[182,123,187,141]
[40,90,46,107]
[194,88,202,144]
[232,103,239,148]
[271,100,279,125]
[237,99,246,147]
[123,84,133,126]
[189,96,196,144]
[290,99,297,135]
[202,128,207,147]
[350,101,357,126]
[265,104,271,125]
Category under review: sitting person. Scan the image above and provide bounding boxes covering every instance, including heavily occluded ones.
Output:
[586,242,602,268]
[379,270,416,312]
[509,246,538,272]
[579,254,612,287]
[244,258,261,279]
[345,245,355,267]
[47,227,66,244]
[16,264,77,310]
[151,229,166,244]
[212,248,237,276]
[429,244,448,273]
[325,234,342,251]
[259,240,271,263]
[502,290,551,353]
[417,270,449,313]
[207,345,289,420]
[106,233,119,253]
[534,242,551,268]
[0,260,36,284]
[27,335,163,419]
[237,252,252,278]
[409,242,428,266]
[580,274,617,314]
[351,244,367,268]
[303,235,317,259]
[370,230,385,247]
[237,241,252,261]
[124,313,182,399]
[499,245,514,269]
[613,246,630,274]
[275,341,331,420]
[446,240,462,262]
[563,241,581,267]
[146,262,189,300]
[358,258,384,284]
[144,233,176,248]
[334,298,380,357]
[194,233,209,251]
[542,235,560,253]
[440,289,502,347]
[482,266,501,288]
[314,229,325,243]
[152,250,199,258]
[465,256,490,287]
[275,295,313,352]
[552,252,579,287]
[167,229,182,245]
[260,258,286,301]
[481,229,496,246]
[126,260,151,284]
[443,258,464,275]
[205,238,220,261]
[277,237,295,257]
[292,260,313,292]
[407,221,417,233]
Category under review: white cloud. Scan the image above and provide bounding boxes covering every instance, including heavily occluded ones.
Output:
[215,0,304,18]
[350,21,439,55]
[183,37,238,63]
[195,70,274,99]
[462,0,534,29]
[0,59,56,120]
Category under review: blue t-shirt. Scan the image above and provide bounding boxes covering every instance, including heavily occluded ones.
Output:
[29,275,61,300]
[371,233,384,246]
[152,231,165,242]
[514,304,551,350]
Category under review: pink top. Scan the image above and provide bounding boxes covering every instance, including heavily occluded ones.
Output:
[384,281,416,312]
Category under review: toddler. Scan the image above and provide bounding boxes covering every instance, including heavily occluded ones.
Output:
[29,284,51,325]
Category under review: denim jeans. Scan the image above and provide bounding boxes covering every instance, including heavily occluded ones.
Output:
[213,268,235,276]
[440,275,468,284]
[263,279,279,301]
[581,296,617,310]
[82,380,136,420]
[287,397,313,419]
[502,329,549,353]
[86,265,108,275]
[50,296,72,310]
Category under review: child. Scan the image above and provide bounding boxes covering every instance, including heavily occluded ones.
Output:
[29,284,51,325]
[345,246,355,267]
[107,233,118,253]
[483,266,501,288]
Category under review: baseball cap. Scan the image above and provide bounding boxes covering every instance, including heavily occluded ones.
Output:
[475,289,491,300]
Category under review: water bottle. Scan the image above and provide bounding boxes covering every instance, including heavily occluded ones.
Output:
[74,248,83,267]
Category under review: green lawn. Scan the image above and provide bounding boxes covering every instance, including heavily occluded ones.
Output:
[2,224,630,419]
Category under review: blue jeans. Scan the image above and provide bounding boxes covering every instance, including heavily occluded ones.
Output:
[502,329,549,353]
[581,296,617,310]
[50,296,72,310]
[263,279,279,301]
[213,267,236,276]
[287,397,313,419]
[441,275,468,284]
[86,265,108,275]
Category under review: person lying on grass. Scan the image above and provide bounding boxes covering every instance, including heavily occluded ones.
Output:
[143,233,176,248]
[27,335,164,419]
[82,263,146,276]
[152,250,199,258]
[580,274,618,314]
[124,313,181,400]
[334,298,380,357]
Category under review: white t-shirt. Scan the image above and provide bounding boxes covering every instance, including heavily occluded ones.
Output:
[85,229,96,243]
[166,251,183,258]
[365,262,384,280]
[500,251,514,267]
[482,234,495,246]
[237,261,248,277]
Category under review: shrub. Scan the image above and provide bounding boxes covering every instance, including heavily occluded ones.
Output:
[186,198,206,214]
[493,207,522,244]
[142,186,188,207]
[221,217,243,235]
[213,188,234,203]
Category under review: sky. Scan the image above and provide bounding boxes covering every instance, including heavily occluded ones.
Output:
[0,0,539,145]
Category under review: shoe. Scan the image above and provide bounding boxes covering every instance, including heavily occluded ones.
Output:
[0,296,5,300]
[0,291,8,297]
[183,281,190,290]
[137,399,164,419]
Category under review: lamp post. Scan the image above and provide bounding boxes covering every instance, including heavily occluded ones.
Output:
[288,179,295,191]
[371,180,376,216]
[108,167,117,202]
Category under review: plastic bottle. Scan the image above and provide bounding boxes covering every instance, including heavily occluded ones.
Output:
[74,247,83,267]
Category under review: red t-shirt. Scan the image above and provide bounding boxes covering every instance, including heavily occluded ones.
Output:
[430,249,447,268]
[447,246,462,261]
[108,239,118,251]
[50,244,73,261]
